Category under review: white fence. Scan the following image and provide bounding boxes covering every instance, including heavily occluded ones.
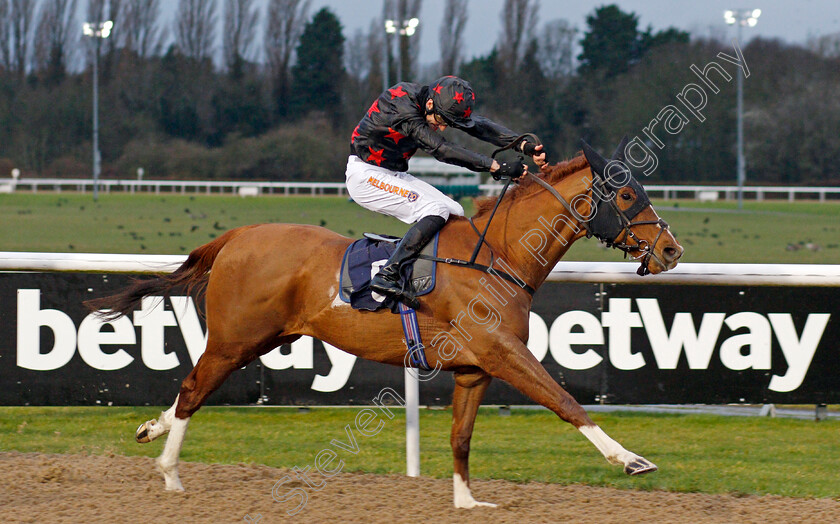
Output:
[3,252,840,286]
[5,178,840,202]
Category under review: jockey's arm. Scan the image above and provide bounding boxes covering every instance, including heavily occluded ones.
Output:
[397,117,494,173]
[465,115,546,167]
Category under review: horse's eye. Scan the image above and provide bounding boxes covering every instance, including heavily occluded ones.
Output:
[621,192,633,201]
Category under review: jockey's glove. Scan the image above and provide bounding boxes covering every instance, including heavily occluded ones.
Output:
[494,160,526,180]
[521,142,540,156]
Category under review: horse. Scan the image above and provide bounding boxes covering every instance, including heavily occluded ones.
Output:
[86,137,683,509]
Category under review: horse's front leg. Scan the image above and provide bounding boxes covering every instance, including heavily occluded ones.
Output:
[484,334,657,476]
[450,369,495,509]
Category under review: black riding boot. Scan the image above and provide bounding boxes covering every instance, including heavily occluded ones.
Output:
[369,215,446,309]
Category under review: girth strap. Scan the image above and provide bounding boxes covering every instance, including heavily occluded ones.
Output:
[416,253,536,296]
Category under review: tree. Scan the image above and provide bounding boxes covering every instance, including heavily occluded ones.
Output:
[265,0,310,117]
[123,0,164,60]
[290,8,345,120]
[364,19,384,96]
[223,0,258,78]
[497,0,538,74]
[439,0,467,75]
[537,19,576,82]
[578,4,641,77]
[578,5,688,78]
[33,0,77,85]
[0,1,10,72]
[8,0,36,80]
[174,0,217,63]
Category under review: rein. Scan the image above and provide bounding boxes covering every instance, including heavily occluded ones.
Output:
[416,133,542,296]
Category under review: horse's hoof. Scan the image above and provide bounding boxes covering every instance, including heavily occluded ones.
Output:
[135,420,155,443]
[165,482,185,492]
[624,457,658,475]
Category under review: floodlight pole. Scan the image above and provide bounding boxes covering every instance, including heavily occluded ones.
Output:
[725,9,760,210]
[92,36,101,202]
[84,21,113,202]
[385,18,419,86]
[386,14,422,479]
[736,21,745,210]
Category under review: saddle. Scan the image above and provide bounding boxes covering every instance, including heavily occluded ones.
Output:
[339,232,440,312]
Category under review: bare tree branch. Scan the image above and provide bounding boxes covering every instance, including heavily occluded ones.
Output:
[537,19,577,81]
[8,0,35,78]
[122,0,164,59]
[497,0,538,73]
[0,1,11,72]
[439,0,467,75]
[174,0,217,62]
[265,0,309,106]
[33,0,78,79]
[223,0,258,73]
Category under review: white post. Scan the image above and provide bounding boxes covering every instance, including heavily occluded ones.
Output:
[404,367,420,477]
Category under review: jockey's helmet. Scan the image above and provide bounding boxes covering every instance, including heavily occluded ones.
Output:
[427,76,475,129]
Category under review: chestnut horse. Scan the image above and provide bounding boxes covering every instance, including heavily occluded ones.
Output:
[88,138,683,508]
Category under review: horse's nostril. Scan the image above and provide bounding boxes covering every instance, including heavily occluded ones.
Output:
[663,246,679,262]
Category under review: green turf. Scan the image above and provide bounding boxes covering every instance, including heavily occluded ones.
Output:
[2,193,839,263]
[563,199,840,264]
[0,406,837,498]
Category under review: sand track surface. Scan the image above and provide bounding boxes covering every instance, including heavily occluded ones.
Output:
[1,452,838,523]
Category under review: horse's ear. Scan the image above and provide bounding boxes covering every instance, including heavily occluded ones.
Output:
[580,139,607,175]
[611,135,630,162]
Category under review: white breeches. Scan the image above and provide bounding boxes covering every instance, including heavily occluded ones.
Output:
[345,155,465,224]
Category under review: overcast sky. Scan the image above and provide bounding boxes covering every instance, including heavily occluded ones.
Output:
[309,0,840,64]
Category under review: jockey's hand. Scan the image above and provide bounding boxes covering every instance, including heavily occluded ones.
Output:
[492,160,527,180]
[521,140,547,168]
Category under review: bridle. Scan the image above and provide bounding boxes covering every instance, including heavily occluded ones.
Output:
[456,135,671,288]
[515,135,671,276]
[586,171,671,276]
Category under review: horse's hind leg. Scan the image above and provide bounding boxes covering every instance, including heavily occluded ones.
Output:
[450,370,495,509]
[151,336,291,491]
[487,335,656,476]
[135,395,180,444]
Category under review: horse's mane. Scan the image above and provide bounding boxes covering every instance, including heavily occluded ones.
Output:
[472,152,589,218]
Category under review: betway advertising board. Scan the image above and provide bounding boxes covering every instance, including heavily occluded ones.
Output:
[0,272,836,406]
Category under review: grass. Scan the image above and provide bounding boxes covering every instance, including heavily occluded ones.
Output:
[563,199,840,264]
[1,192,840,263]
[0,406,837,498]
[2,193,839,499]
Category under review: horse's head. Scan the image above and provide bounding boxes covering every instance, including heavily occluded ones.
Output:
[579,136,683,275]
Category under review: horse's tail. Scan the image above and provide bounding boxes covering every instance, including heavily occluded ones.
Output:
[85,225,260,320]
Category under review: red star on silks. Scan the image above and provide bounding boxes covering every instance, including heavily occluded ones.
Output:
[367,100,380,117]
[452,91,465,104]
[351,125,360,143]
[463,107,472,118]
[385,127,406,145]
[388,86,407,99]
[471,92,475,101]
[368,146,385,166]
[433,84,443,95]
[403,149,416,160]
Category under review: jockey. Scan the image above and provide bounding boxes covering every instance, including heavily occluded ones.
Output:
[346,75,546,308]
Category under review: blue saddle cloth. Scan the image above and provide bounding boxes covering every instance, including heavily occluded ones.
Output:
[339,233,439,312]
